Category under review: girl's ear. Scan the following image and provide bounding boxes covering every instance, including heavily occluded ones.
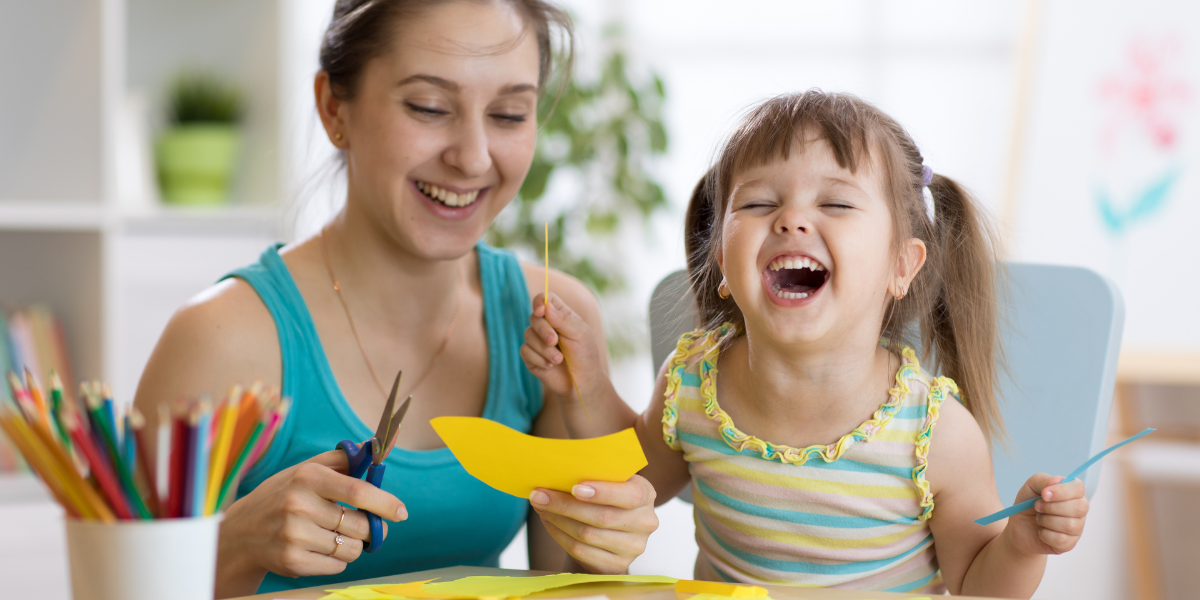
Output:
[889,238,927,299]
[314,71,349,149]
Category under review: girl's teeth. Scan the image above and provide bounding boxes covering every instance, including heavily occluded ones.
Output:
[768,257,826,272]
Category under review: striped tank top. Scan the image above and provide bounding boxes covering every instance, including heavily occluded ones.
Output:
[662,325,954,594]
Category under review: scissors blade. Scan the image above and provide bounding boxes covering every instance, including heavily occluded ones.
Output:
[376,395,410,464]
[370,371,402,448]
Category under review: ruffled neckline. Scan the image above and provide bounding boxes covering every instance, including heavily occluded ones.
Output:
[685,325,924,466]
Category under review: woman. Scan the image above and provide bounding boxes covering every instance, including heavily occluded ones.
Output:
[132,1,659,597]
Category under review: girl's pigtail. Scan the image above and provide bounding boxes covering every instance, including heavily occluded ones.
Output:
[924,174,1004,443]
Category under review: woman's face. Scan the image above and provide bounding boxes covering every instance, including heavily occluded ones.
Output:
[328,1,541,259]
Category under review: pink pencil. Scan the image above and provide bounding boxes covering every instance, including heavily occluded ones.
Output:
[245,399,290,467]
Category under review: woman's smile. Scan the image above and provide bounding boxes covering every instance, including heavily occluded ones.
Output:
[412,179,489,222]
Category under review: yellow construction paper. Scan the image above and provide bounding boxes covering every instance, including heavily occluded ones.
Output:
[430,417,648,498]
[675,581,769,598]
[688,595,773,600]
[422,574,677,598]
[325,575,677,600]
[372,580,472,599]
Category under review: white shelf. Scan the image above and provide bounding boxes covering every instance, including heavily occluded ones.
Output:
[0,202,107,231]
[118,204,285,237]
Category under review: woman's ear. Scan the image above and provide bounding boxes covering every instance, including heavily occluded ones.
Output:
[314,71,349,149]
[889,238,927,299]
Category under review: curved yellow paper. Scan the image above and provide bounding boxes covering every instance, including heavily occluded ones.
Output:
[431,416,647,498]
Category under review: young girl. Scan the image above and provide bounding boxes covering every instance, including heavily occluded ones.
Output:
[520,90,1089,597]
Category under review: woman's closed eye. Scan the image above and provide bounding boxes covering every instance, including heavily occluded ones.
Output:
[405,102,449,118]
[490,112,528,124]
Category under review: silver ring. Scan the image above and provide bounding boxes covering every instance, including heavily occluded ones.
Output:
[328,533,345,557]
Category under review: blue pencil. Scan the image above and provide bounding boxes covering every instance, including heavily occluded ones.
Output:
[102,384,119,449]
[189,400,213,518]
[122,412,137,476]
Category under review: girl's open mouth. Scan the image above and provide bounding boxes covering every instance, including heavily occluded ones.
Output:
[764,255,829,300]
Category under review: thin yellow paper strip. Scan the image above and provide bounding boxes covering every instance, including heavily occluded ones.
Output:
[422,573,676,598]
[676,580,769,598]
[326,574,677,600]
[431,417,648,498]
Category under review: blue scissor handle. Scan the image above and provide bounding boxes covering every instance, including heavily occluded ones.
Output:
[336,439,373,478]
[362,463,386,553]
[335,439,387,553]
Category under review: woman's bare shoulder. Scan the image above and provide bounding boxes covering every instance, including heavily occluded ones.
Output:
[133,277,281,413]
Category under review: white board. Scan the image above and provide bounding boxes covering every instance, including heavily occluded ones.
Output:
[1011,0,1199,352]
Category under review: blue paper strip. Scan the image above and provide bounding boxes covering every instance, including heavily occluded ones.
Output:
[974,428,1155,526]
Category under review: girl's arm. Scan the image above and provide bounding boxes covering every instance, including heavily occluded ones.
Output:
[927,399,1088,597]
[521,290,690,503]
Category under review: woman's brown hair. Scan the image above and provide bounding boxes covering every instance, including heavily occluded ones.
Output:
[685,90,1005,442]
[319,0,574,105]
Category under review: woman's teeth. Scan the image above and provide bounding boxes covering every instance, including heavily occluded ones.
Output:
[417,181,480,208]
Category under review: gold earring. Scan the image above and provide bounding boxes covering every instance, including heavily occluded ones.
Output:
[718,278,731,299]
[334,132,343,141]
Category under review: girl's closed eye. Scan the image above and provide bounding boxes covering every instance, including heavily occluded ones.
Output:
[490,112,528,124]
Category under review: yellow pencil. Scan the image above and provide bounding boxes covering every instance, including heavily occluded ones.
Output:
[544,222,549,308]
[205,385,242,514]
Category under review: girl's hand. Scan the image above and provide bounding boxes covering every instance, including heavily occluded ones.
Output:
[521,293,605,400]
[1004,473,1088,556]
[529,475,659,574]
[215,450,407,597]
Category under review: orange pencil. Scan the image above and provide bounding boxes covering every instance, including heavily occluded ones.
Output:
[23,367,53,430]
[24,407,113,522]
[225,382,263,480]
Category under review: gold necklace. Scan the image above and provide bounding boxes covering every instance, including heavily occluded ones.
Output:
[319,228,462,399]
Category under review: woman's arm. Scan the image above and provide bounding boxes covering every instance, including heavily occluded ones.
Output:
[927,399,1088,598]
[132,280,406,598]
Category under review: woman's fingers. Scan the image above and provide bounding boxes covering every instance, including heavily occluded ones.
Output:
[298,461,408,525]
[536,511,628,574]
[524,325,562,365]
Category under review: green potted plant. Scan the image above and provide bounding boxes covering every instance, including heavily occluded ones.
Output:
[155,73,243,206]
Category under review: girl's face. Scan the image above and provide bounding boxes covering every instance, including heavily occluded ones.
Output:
[320,1,541,259]
[720,136,923,349]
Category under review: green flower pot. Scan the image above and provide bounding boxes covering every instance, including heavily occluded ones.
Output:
[155,123,240,206]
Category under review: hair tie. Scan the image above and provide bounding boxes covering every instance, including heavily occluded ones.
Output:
[920,165,935,223]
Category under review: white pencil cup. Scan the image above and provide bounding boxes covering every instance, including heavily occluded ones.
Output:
[65,515,222,600]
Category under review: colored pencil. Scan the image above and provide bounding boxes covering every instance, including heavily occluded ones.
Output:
[155,403,172,511]
[0,407,82,518]
[205,387,240,514]
[47,372,72,450]
[215,417,265,511]
[226,382,263,481]
[23,407,112,522]
[245,398,289,468]
[122,411,136,478]
[129,408,161,517]
[167,404,189,518]
[62,409,130,520]
[188,400,212,518]
[101,384,118,448]
[23,368,53,432]
[1,404,98,519]
[84,390,151,519]
[7,372,39,425]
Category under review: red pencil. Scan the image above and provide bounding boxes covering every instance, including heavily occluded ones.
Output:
[129,408,161,517]
[63,411,133,520]
[166,407,189,518]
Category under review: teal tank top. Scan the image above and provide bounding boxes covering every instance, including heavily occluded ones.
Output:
[224,242,543,594]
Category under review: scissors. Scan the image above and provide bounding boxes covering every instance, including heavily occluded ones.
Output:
[336,371,411,553]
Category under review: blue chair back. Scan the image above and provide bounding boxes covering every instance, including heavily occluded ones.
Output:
[647,263,1124,501]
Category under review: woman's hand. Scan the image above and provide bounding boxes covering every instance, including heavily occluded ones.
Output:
[1004,473,1088,556]
[214,450,407,598]
[521,293,606,400]
[529,475,659,574]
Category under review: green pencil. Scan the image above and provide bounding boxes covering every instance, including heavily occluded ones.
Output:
[84,390,152,519]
